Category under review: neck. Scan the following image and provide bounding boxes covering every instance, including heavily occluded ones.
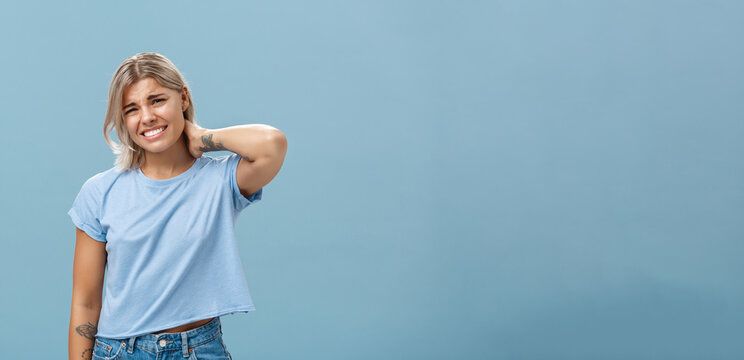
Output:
[140,136,196,179]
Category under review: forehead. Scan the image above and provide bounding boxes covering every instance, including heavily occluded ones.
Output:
[122,77,173,101]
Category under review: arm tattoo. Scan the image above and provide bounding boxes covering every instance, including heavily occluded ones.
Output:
[199,134,226,152]
[76,321,97,339]
[81,347,93,359]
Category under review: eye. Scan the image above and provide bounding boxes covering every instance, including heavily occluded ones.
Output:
[125,108,137,115]
[153,98,165,104]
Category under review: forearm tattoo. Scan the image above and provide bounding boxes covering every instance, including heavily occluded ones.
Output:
[76,321,97,339]
[199,134,226,152]
[200,133,255,162]
[76,321,97,359]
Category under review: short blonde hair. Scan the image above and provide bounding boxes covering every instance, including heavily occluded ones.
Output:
[103,52,196,172]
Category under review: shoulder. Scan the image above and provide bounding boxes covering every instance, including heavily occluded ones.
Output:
[198,153,239,170]
[78,166,127,195]
[200,153,235,163]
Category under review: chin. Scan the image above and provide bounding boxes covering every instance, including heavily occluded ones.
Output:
[137,139,175,153]
[144,144,173,153]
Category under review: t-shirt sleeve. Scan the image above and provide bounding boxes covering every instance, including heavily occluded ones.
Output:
[226,153,263,212]
[67,178,107,242]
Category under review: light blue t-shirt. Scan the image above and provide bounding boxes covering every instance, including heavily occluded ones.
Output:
[68,153,262,338]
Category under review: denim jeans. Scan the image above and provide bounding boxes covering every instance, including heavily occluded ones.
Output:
[92,317,233,360]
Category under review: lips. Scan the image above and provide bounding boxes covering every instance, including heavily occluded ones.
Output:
[141,125,167,136]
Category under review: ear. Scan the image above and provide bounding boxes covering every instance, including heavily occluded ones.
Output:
[181,86,190,111]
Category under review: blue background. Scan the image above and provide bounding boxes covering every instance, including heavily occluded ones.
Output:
[1,1,742,358]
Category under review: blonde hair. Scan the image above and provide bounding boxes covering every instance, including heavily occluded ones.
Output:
[103,52,196,172]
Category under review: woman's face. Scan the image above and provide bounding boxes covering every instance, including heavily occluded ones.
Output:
[122,76,189,154]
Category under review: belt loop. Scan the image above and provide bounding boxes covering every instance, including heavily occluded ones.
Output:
[127,336,136,354]
[182,332,189,358]
[218,317,223,334]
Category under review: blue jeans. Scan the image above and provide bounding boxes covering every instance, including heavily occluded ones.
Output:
[92,317,233,360]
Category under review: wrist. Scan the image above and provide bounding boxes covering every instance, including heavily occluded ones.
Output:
[198,129,226,152]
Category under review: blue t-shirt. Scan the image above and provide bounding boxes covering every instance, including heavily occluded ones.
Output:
[68,153,262,338]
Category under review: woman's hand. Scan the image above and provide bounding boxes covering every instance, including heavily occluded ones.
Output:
[183,121,212,158]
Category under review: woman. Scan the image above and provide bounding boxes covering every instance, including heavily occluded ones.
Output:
[68,52,287,360]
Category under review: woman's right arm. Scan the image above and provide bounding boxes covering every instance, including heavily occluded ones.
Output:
[69,227,107,360]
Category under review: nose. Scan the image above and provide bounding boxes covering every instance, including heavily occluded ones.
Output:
[140,105,157,125]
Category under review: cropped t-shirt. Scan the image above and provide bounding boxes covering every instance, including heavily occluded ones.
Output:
[68,153,263,338]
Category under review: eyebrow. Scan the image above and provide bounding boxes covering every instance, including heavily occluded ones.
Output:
[122,93,166,110]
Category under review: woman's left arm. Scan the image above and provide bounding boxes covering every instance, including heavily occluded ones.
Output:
[185,122,288,197]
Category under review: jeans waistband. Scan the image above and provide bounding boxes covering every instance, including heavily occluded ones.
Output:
[120,317,222,354]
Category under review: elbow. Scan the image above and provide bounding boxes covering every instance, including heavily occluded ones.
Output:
[71,300,102,311]
[268,130,287,156]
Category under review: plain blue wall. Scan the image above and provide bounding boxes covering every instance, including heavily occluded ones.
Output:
[0,1,742,359]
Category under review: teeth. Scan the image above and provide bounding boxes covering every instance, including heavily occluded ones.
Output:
[144,127,165,137]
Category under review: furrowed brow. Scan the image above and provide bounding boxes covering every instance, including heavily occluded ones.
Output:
[122,93,166,110]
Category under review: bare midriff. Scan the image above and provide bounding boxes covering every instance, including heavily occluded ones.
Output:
[152,317,215,334]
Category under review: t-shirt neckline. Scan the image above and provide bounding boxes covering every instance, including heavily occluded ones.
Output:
[136,157,202,186]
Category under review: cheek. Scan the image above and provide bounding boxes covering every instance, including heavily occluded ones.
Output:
[125,119,139,137]
[167,107,186,126]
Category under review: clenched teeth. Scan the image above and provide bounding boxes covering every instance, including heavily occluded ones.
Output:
[144,127,165,137]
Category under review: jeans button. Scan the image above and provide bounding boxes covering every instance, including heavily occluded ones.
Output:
[159,339,167,347]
